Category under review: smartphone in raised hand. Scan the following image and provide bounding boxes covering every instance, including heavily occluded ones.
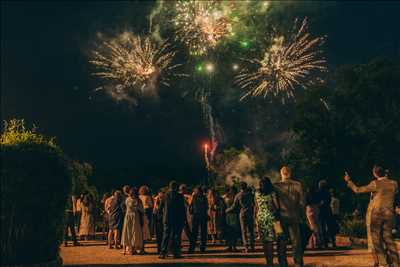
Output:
[344,171,350,182]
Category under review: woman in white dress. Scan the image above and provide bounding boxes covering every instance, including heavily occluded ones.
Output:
[121,187,145,255]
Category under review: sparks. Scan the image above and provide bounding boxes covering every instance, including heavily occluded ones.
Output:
[173,0,232,56]
[236,18,327,101]
[90,32,184,96]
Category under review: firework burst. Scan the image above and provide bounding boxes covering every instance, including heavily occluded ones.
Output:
[173,0,232,56]
[90,32,184,96]
[236,18,327,101]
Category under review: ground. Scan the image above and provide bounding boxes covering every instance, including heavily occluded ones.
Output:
[61,239,373,267]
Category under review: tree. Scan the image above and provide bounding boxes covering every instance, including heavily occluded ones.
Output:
[69,160,97,200]
[284,59,400,210]
[1,119,70,265]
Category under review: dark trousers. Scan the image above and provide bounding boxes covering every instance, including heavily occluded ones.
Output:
[240,214,255,249]
[320,212,336,247]
[155,218,164,253]
[64,211,77,244]
[371,209,400,267]
[277,217,304,267]
[145,208,153,237]
[161,224,183,256]
[183,219,193,244]
[190,215,208,251]
[75,211,81,232]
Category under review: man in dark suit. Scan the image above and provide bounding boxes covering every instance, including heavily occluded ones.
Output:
[159,181,186,259]
[189,186,209,253]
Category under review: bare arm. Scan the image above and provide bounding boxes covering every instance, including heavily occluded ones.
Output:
[226,194,239,213]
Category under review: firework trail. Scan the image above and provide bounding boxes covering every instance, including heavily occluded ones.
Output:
[90,32,185,98]
[173,0,232,55]
[236,18,327,101]
[196,88,223,162]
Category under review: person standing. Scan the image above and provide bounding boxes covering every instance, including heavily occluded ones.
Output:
[256,177,280,267]
[179,184,193,244]
[344,166,399,267]
[226,181,255,253]
[121,187,145,255]
[305,186,323,249]
[159,181,186,259]
[189,186,209,253]
[318,180,336,248]
[208,188,226,244]
[79,193,95,241]
[153,189,166,254]
[366,188,379,267]
[64,195,79,246]
[101,193,110,241]
[75,194,83,233]
[104,190,115,245]
[330,189,340,248]
[274,166,305,267]
[139,185,154,241]
[108,191,123,249]
[223,186,240,252]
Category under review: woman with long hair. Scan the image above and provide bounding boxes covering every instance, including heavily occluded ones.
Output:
[223,186,240,252]
[79,193,95,241]
[108,191,123,249]
[207,188,225,244]
[305,185,323,249]
[121,187,145,255]
[255,177,280,267]
[139,185,154,241]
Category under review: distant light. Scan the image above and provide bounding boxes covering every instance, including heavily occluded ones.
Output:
[196,65,203,72]
[240,41,250,48]
[232,64,239,71]
[205,63,214,73]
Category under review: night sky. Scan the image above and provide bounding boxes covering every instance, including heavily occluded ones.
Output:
[2,1,399,191]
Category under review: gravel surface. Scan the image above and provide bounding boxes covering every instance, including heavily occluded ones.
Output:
[61,239,373,267]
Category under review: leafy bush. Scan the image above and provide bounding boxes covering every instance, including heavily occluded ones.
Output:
[340,215,367,238]
[1,119,70,265]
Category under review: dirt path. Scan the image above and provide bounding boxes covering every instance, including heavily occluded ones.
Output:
[61,240,373,267]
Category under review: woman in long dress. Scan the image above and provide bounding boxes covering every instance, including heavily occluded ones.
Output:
[255,177,279,267]
[79,193,95,240]
[223,186,240,252]
[122,187,145,255]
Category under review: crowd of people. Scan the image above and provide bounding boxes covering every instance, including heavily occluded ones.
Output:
[63,165,399,267]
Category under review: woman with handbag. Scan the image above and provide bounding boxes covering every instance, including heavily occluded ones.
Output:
[255,177,282,267]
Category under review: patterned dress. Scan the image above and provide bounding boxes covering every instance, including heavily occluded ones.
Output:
[255,192,277,242]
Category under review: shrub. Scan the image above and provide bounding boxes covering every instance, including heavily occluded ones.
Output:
[1,119,71,265]
[340,214,367,238]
